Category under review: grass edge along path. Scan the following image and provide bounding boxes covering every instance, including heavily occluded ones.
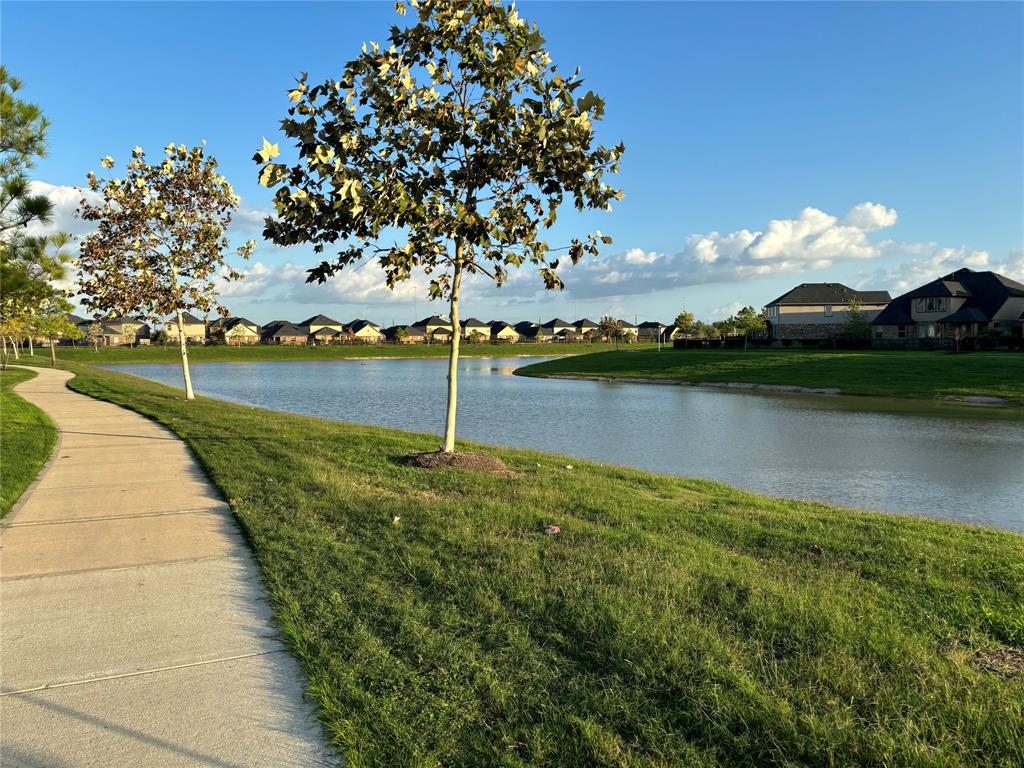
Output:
[517,348,1024,406]
[58,362,1024,767]
[0,367,57,518]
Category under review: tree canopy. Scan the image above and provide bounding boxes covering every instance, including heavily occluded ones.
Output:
[78,144,255,398]
[256,0,623,451]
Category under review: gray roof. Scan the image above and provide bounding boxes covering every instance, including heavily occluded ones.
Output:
[416,315,450,326]
[941,306,989,324]
[262,321,307,337]
[310,327,339,337]
[461,317,489,329]
[768,283,891,306]
[541,318,573,327]
[574,318,598,329]
[637,321,665,329]
[301,314,342,327]
[346,319,382,333]
[168,311,204,324]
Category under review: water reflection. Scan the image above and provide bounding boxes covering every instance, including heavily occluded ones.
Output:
[109,358,1024,532]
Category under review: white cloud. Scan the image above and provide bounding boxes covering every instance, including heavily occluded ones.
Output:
[530,201,901,300]
[859,245,1024,292]
[24,181,97,239]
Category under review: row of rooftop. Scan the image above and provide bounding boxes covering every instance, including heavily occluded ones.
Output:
[64,267,1024,347]
[65,314,676,346]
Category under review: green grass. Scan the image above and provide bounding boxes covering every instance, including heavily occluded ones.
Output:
[35,341,650,366]
[58,361,1024,767]
[518,348,1024,404]
[0,367,57,517]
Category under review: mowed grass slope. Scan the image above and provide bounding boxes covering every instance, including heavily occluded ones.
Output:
[62,363,1024,767]
[0,367,57,517]
[518,348,1024,404]
[28,341,645,366]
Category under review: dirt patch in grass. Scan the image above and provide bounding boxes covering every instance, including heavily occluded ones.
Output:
[977,647,1024,677]
[404,450,514,475]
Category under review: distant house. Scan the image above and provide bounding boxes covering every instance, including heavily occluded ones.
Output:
[871,268,1024,344]
[309,327,340,345]
[385,325,427,344]
[636,321,666,341]
[460,317,490,341]
[539,318,576,339]
[765,283,891,340]
[261,321,307,345]
[617,319,639,341]
[344,319,385,344]
[663,324,689,341]
[489,321,520,343]
[96,316,151,346]
[416,315,453,343]
[209,317,260,345]
[513,321,548,342]
[301,314,344,335]
[574,318,599,340]
[165,312,207,344]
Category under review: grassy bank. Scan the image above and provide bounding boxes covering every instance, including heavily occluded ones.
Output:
[25,341,651,366]
[58,361,1023,767]
[0,367,57,517]
[518,348,1024,404]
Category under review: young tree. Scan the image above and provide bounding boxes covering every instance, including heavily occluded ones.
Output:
[674,311,695,336]
[844,298,871,340]
[121,321,140,348]
[86,321,103,351]
[78,145,255,399]
[33,300,82,366]
[598,316,624,348]
[256,0,623,454]
[468,329,486,345]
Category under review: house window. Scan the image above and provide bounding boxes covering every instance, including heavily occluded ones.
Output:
[824,305,833,317]
[897,325,906,339]
[915,297,947,313]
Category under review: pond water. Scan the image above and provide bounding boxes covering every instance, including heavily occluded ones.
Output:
[110,357,1024,532]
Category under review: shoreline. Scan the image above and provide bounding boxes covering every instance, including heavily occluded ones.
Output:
[518,371,1016,409]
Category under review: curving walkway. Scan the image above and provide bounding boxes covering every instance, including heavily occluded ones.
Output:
[0,367,335,767]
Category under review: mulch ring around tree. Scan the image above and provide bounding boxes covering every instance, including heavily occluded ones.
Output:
[403,451,517,476]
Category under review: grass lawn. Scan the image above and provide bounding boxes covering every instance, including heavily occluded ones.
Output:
[517,348,1024,405]
[27,341,649,366]
[0,367,57,517]
[57,361,1024,767]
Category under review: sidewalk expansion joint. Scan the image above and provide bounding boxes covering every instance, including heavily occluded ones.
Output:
[1,506,230,529]
[0,649,288,697]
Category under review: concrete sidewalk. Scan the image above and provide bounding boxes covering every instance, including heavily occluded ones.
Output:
[1,367,335,767]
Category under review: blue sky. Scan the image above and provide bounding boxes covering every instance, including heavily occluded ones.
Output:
[6,1,1022,325]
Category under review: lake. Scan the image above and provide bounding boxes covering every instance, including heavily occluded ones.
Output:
[110,357,1024,532]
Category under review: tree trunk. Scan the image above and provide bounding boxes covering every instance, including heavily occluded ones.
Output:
[176,309,196,400]
[441,255,463,453]
[11,337,20,360]
[1,335,7,370]
[49,339,56,366]
[28,335,33,356]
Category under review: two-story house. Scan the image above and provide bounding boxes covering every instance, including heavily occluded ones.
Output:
[165,312,207,344]
[765,283,891,340]
[871,268,1024,343]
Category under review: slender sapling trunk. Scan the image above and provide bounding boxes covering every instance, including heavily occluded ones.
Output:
[28,336,33,356]
[176,309,196,400]
[11,337,20,360]
[441,254,463,453]
[49,339,56,366]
